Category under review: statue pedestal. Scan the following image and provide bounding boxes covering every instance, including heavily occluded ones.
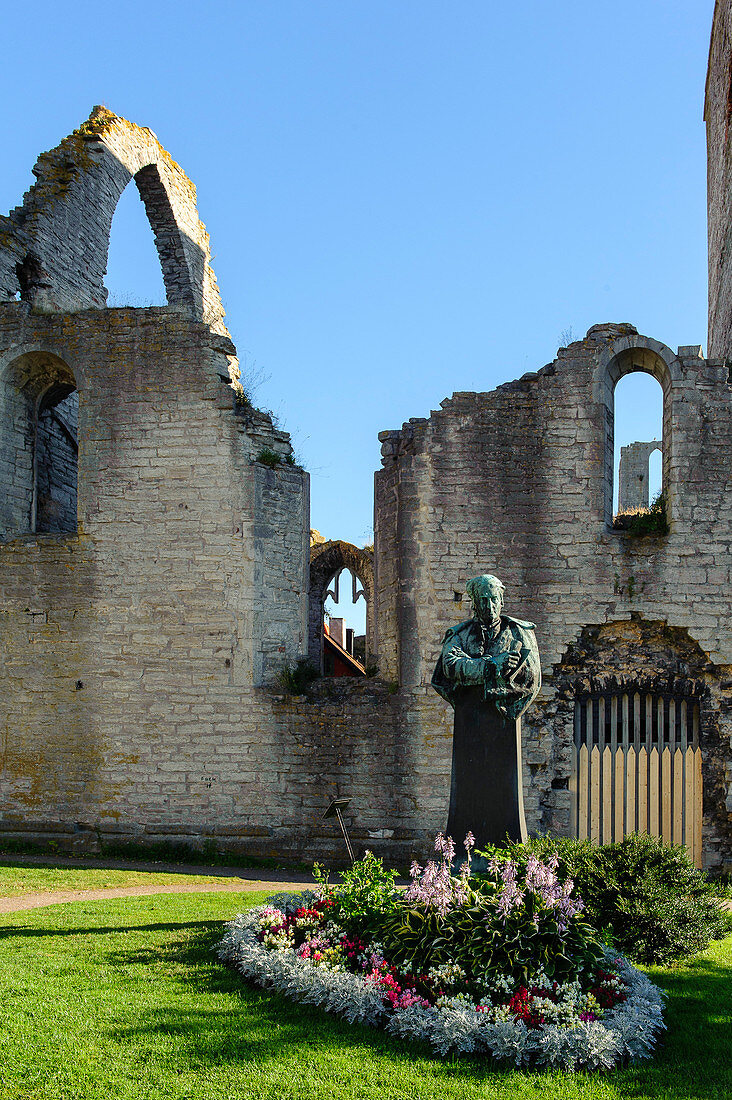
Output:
[446,693,527,850]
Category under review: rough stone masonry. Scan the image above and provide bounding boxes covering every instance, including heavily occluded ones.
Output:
[1,48,732,871]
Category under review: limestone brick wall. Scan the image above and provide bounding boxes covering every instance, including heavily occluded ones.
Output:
[374,324,732,868]
[707,0,732,359]
[0,304,334,855]
[0,113,425,869]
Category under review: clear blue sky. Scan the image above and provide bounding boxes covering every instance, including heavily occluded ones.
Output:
[0,1,713,618]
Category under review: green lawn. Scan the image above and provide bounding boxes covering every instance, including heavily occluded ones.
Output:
[0,890,729,1100]
[0,862,253,897]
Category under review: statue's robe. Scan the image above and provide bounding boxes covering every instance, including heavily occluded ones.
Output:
[431,614,541,850]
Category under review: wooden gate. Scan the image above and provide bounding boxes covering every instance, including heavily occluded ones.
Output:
[570,691,702,867]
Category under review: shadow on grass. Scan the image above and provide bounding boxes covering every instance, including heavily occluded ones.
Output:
[100,923,732,1098]
[4,907,729,1097]
[0,920,225,940]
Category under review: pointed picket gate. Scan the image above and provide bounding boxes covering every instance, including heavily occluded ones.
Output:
[570,692,702,867]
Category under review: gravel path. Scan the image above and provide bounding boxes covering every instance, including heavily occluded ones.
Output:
[0,853,316,914]
[0,879,311,913]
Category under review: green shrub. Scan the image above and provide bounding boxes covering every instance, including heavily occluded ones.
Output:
[277,658,319,696]
[482,833,732,966]
[315,850,400,937]
[613,491,669,536]
[256,447,283,468]
[710,871,732,901]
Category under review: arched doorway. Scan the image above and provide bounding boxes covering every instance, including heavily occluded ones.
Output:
[551,619,719,868]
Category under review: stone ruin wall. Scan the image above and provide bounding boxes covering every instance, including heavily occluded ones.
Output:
[0,107,226,331]
[0,111,423,868]
[374,324,732,869]
[617,440,661,512]
[707,0,732,360]
[3,76,732,871]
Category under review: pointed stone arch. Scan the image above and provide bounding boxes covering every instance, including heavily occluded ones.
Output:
[0,107,227,334]
[309,541,375,672]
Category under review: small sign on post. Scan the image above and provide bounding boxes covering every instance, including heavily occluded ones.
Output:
[322,797,355,863]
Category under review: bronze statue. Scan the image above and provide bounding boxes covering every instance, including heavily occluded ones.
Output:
[432,574,541,849]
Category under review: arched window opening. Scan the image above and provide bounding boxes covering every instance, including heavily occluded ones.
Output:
[309,540,375,675]
[35,383,78,533]
[648,447,662,501]
[0,353,78,538]
[610,367,666,530]
[105,177,167,307]
[324,568,367,674]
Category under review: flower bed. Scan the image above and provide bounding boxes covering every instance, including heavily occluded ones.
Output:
[218,838,666,1070]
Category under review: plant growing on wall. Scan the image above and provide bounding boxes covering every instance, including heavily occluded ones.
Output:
[613,492,668,536]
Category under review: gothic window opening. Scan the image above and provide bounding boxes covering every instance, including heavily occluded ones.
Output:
[324,568,367,674]
[309,540,375,675]
[104,176,168,307]
[0,353,78,538]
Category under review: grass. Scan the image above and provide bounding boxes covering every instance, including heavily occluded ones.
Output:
[0,889,730,1099]
[0,861,253,898]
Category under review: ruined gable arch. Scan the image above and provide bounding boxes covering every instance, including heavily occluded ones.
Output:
[0,108,227,334]
[309,541,375,671]
[105,164,195,310]
[593,334,681,527]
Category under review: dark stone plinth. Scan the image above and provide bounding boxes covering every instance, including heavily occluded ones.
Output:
[446,691,527,850]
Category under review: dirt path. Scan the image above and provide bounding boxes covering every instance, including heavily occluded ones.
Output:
[0,878,312,914]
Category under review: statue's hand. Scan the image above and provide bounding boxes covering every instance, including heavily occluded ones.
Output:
[501,652,520,677]
[490,651,521,687]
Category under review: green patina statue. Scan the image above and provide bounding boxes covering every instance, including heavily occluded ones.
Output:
[432,574,541,848]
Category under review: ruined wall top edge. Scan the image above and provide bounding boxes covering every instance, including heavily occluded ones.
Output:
[0,107,229,337]
[377,324,722,464]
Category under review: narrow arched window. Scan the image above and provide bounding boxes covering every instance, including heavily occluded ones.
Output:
[0,353,78,538]
[323,568,367,674]
[602,346,671,533]
[309,541,375,674]
[105,177,167,307]
[35,382,78,532]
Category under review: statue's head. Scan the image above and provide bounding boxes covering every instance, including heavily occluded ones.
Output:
[466,574,504,626]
